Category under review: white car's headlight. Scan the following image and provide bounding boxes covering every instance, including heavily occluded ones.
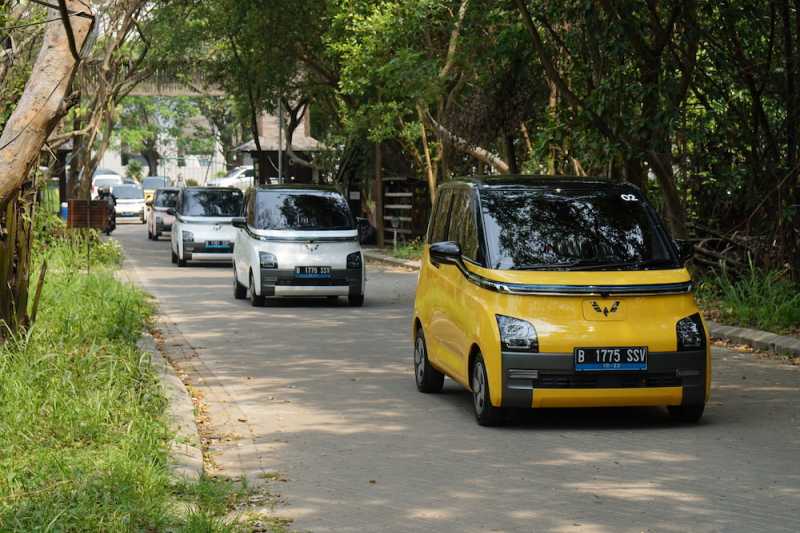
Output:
[182,230,194,242]
[496,315,539,352]
[259,251,278,268]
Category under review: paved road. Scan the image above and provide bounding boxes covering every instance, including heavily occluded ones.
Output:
[115,224,800,533]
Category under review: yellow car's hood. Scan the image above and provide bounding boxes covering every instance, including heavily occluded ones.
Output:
[463,262,698,353]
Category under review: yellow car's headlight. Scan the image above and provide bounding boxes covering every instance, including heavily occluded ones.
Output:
[496,315,539,353]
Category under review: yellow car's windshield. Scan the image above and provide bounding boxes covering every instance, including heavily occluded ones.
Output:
[479,187,678,271]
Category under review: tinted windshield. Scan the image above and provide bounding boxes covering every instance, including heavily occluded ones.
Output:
[94,177,122,188]
[181,189,243,217]
[254,191,354,230]
[480,188,676,270]
[154,189,178,207]
[142,177,169,189]
[111,185,144,200]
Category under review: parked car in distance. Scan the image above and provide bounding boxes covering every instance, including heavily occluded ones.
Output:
[170,187,244,267]
[146,187,179,240]
[142,176,171,203]
[209,166,255,190]
[412,176,709,426]
[110,184,146,223]
[232,185,365,307]
[91,171,123,199]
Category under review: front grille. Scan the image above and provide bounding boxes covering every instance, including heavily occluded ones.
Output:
[533,372,680,389]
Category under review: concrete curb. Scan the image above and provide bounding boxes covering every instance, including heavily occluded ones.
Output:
[138,332,204,481]
[363,250,421,270]
[707,320,800,358]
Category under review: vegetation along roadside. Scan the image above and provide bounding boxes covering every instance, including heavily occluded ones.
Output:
[0,213,288,532]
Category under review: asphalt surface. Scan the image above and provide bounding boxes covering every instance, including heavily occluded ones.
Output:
[115,224,800,533]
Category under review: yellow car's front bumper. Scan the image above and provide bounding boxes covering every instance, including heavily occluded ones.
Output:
[502,349,707,409]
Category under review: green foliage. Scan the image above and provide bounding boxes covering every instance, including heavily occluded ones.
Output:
[126,159,144,181]
[697,263,800,334]
[0,214,285,531]
[32,212,122,271]
[391,237,424,260]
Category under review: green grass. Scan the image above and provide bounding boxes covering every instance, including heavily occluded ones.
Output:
[0,212,289,532]
[696,262,800,335]
[389,237,424,261]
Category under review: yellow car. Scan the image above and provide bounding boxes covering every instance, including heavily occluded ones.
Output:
[141,176,171,204]
[412,177,710,426]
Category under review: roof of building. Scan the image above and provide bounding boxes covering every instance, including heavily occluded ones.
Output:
[235,113,321,153]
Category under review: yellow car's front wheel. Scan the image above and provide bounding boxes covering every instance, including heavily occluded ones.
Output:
[472,354,503,426]
[667,404,705,423]
[414,329,444,393]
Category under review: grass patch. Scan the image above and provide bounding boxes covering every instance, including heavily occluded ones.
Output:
[696,262,800,335]
[388,237,423,261]
[0,212,288,531]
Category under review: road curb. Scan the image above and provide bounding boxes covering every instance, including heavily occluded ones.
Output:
[120,262,205,481]
[707,320,800,358]
[363,250,421,270]
[138,332,204,481]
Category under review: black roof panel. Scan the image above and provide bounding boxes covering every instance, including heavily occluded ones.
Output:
[442,174,625,190]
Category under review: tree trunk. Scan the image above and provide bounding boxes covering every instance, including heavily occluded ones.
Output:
[503,133,518,174]
[142,147,159,177]
[0,1,93,338]
[374,142,384,247]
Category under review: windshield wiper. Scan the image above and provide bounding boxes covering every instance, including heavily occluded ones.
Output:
[510,258,677,271]
[566,258,677,271]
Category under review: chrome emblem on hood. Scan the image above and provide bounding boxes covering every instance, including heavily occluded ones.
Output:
[305,242,319,252]
[592,301,620,317]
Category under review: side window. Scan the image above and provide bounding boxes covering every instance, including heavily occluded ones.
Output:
[448,190,480,261]
[428,189,453,243]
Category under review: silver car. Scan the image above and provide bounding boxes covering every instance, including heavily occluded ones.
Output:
[169,187,244,267]
[146,187,179,240]
[232,186,365,306]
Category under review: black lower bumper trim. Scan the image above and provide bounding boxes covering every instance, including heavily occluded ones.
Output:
[260,267,362,296]
[501,349,707,407]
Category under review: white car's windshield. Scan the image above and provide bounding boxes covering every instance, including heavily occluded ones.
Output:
[254,191,354,231]
[111,185,144,200]
[181,189,243,217]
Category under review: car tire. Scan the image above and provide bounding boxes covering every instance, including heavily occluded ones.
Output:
[667,404,705,423]
[177,250,187,267]
[233,264,247,300]
[472,354,503,427]
[414,328,444,393]
[171,248,177,264]
[348,293,365,307]
[248,271,265,307]
[153,232,159,241]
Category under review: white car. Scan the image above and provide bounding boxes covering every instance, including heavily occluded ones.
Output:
[146,187,179,240]
[169,187,244,267]
[92,172,123,199]
[232,186,365,307]
[209,166,255,190]
[110,184,146,222]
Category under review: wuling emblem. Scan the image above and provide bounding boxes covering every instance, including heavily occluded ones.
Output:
[592,301,620,317]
